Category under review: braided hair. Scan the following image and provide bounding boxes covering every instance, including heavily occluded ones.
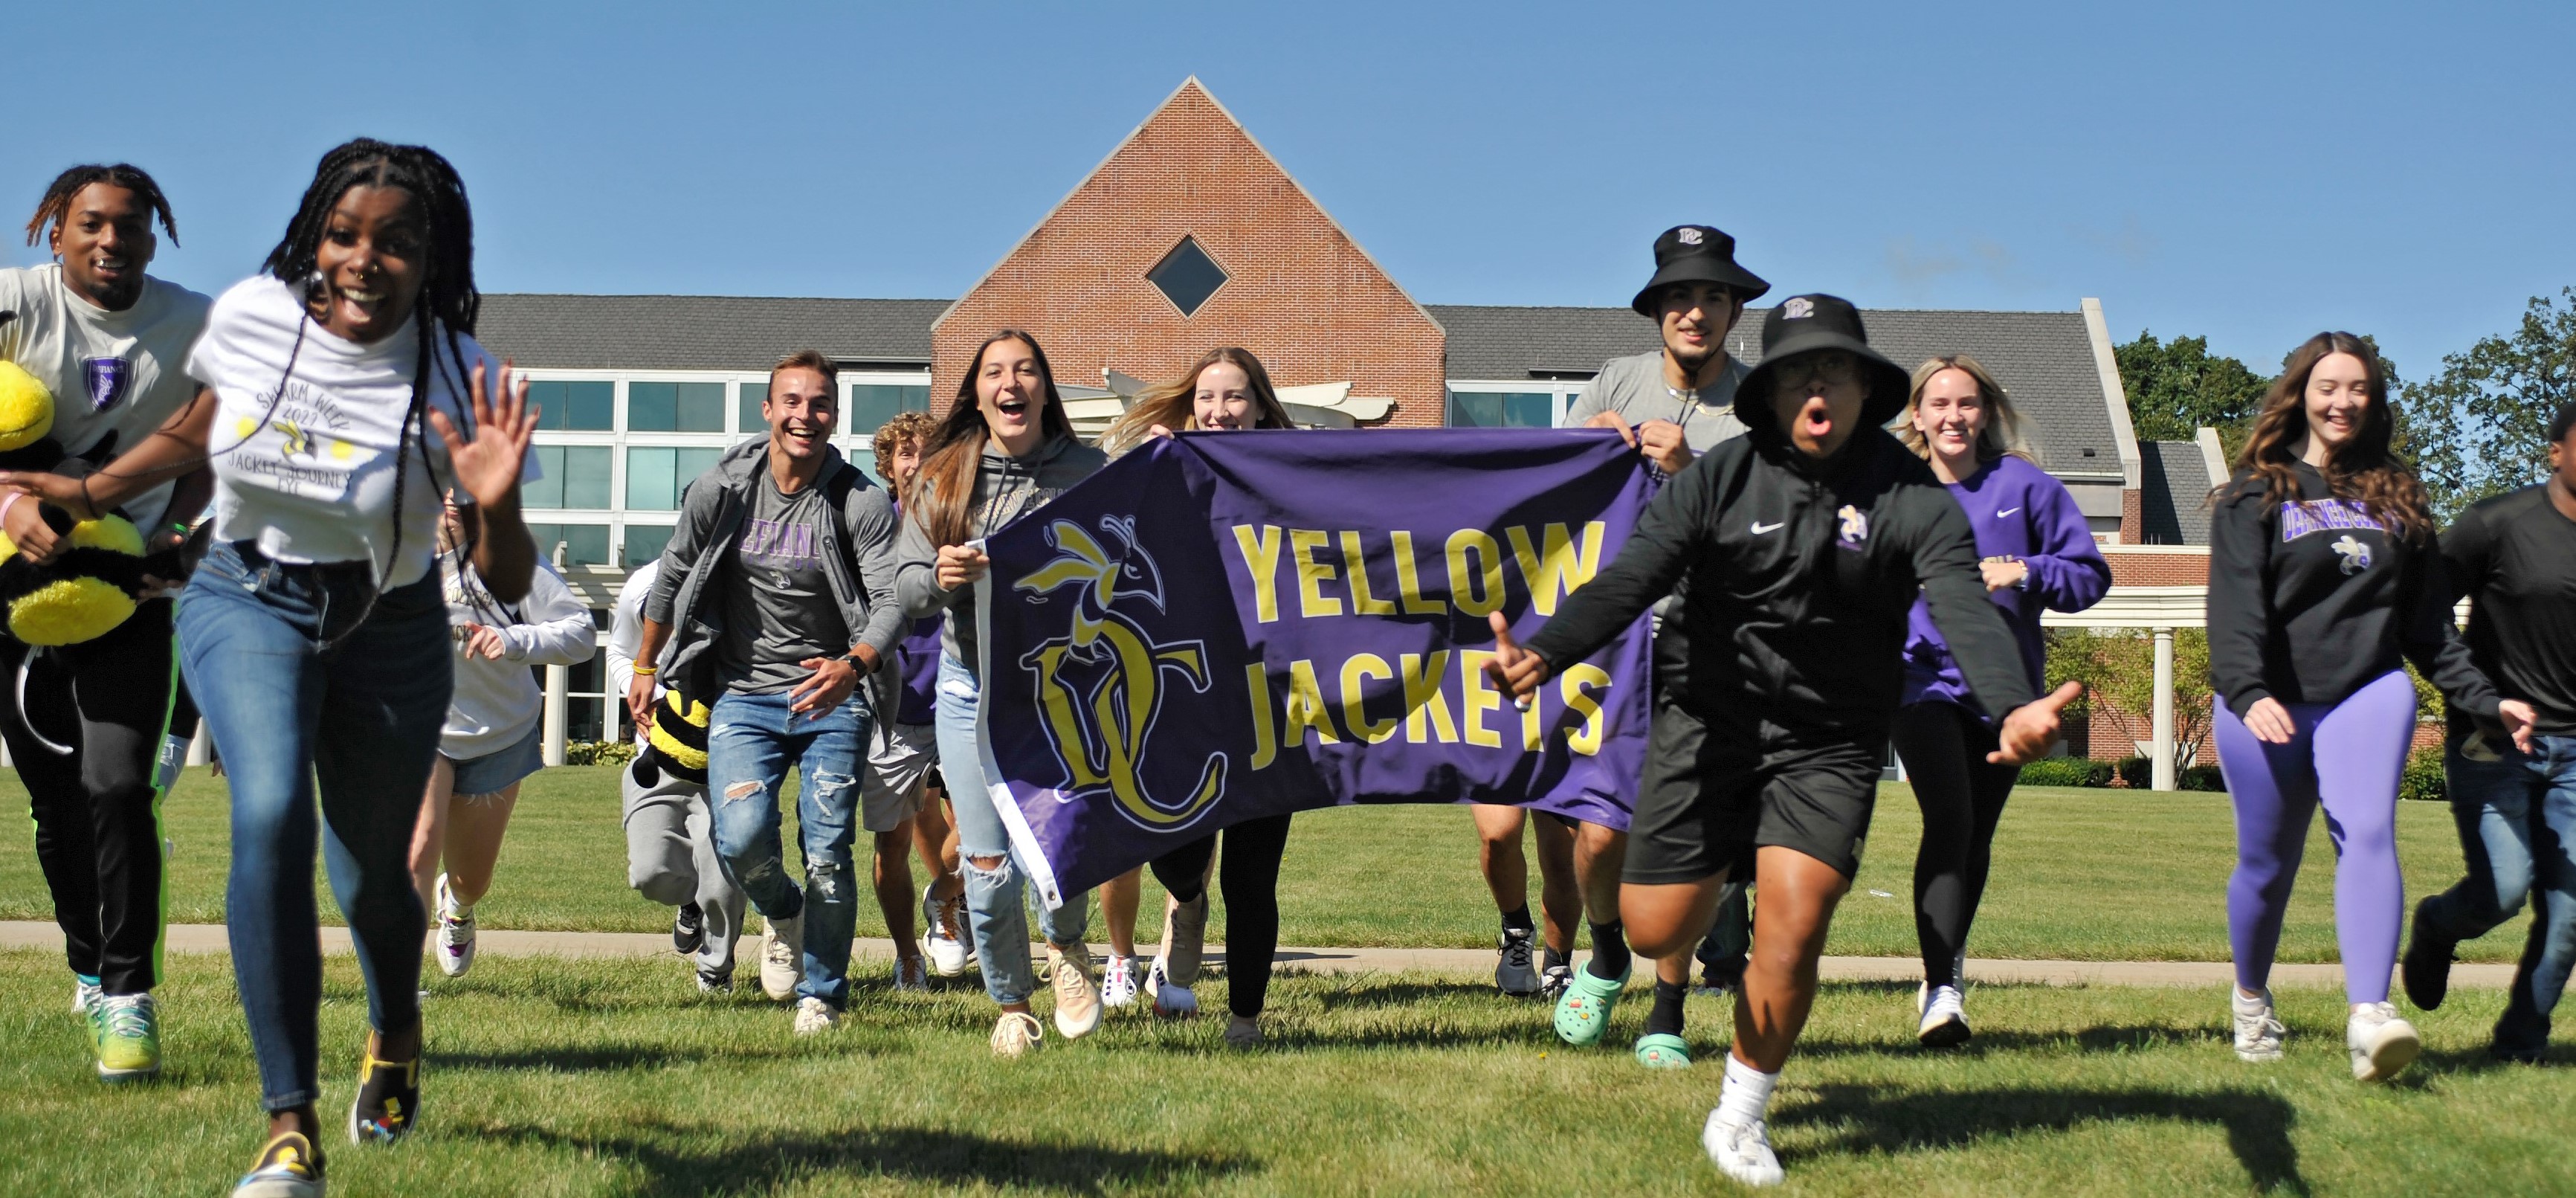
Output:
[254,139,482,594]
[23,164,178,248]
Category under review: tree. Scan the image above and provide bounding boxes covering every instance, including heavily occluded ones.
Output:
[2398,289,2576,521]
[2115,331,2272,454]
[2054,628,2213,771]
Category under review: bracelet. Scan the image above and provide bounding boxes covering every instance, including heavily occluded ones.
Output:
[0,492,20,528]
[78,474,94,518]
[632,663,658,676]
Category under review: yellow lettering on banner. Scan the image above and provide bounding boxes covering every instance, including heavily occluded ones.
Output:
[1339,654,1398,744]
[1283,658,1342,745]
[1560,664,1612,756]
[1341,532,1398,616]
[1505,522,1608,616]
[1232,524,1285,624]
[1289,529,1343,618]
[1399,651,1458,744]
[1459,649,1504,748]
[1521,684,1546,751]
[1245,663,1278,770]
[1391,531,1445,616]
[1447,529,1506,617]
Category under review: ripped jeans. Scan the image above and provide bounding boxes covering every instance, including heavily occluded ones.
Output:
[706,686,872,1008]
[937,654,1089,1006]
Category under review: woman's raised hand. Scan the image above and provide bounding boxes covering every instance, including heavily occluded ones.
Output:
[430,360,538,510]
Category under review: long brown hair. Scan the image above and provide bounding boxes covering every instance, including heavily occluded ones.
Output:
[1899,354,2038,466]
[2230,331,2433,539]
[1100,347,1296,454]
[911,329,1074,549]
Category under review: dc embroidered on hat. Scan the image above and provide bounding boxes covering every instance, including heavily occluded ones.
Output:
[1782,297,1815,320]
[1631,225,1769,315]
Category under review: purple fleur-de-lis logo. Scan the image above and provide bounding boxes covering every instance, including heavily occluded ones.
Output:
[83,357,132,413]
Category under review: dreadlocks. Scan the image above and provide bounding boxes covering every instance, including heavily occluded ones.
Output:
[256,138,482,605]
[22,163,179,248]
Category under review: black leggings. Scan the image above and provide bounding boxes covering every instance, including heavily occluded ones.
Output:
[1889,701,2019,988]
[1,601,181,995]
[1148,814,1294,1018]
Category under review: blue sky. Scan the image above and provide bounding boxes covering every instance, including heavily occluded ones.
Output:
[10,1,2569,384]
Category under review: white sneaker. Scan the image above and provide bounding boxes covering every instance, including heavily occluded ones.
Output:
[892,956,929,993]
[1100,953,1140,1008]
[1702,1110,1785,1187]
[793,996,838,1036]
[2233,988,2285,1062]
[1917,982,1969,1048]
[991,1010,1044,1059]
[2348,1001,2421,1082]
[72,976,102,1015]
[758,913,803,1002]
[1163,891,1210,985]
[921,886,971,977]
[1048,941,1104,1040]
[1149,956,1199,1018]
[433,874,477,979]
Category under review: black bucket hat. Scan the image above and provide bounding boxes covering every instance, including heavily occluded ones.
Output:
[1630,225,1770,315]
[1734,294,1913,431]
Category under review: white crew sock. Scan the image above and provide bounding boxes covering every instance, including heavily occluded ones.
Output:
[1716,1053,1778,1127]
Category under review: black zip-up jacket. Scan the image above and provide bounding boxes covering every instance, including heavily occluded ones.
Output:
[1526,424,2037,741]
[2207,462,2498,725]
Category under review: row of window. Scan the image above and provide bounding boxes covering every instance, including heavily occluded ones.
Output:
[525,521,671,570]
[524,378,932,437]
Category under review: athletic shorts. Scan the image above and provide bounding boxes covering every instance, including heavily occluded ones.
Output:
[445,722,546,797]
[859,720,936,833]
[1623,700,1885,884]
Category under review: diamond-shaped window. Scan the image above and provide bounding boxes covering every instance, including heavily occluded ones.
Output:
[1147,236,1227,317]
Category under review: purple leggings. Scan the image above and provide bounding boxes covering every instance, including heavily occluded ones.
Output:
[2214,669,2418,1004]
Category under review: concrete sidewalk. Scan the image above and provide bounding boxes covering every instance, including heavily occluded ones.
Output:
[0,921,2517,991]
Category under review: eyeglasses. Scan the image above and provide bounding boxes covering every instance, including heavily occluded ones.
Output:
[1769,351,1860,390]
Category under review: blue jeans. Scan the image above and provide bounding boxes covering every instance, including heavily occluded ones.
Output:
[935,654,1088,1005]
[2423,732,2576,1052]
[706,687,872,1008]
[178,542,451,1111]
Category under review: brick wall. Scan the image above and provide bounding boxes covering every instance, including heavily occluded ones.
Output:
[931,79,1447,428]
[2120,486,2140,544]
[2101,546,2210,587]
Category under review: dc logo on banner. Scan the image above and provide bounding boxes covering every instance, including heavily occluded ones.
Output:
[82,357,132,413]
[1012,515,1228,831]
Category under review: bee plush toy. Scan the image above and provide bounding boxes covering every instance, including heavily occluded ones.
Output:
[630,681,711,789]
[0,358,180,646]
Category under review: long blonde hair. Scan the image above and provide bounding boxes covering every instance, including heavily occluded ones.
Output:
[1899,354,2038,466]
[1101,347,1295,455]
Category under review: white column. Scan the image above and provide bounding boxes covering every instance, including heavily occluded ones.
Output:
[2151,627,2176,791]
[187,727,212,767]
[543,664,569,767]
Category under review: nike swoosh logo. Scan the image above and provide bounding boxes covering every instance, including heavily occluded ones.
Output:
[1996,507,2021,517]
[1751,521,1785,534]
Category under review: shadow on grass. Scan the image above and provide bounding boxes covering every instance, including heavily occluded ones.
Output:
[1792,1022,2225,1057]
[435,1040,823,1073]
[1306,979,1512,1011]
[1779,1083,2308,1194]
[483,1120,1258,1196]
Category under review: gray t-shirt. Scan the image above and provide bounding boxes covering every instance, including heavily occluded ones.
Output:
[1563,350,1752,451]
[716,471,850,695]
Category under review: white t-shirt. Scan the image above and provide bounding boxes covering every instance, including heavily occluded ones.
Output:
[440,553,596,760]
[606,558,659,746]
[187,275,536,587]
[0,265,212,529]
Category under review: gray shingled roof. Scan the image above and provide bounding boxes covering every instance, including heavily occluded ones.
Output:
[2137,440,2217,546]
[477,295,943,371]
[474,294,2120,477]
[1433,303,2123,479]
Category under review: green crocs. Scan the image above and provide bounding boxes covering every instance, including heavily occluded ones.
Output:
[1552,963,1629,1046]
[1634,1032,1692,1069]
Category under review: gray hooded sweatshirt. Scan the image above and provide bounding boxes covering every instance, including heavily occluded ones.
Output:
[644,437,905,701]
[894,433,1107,677]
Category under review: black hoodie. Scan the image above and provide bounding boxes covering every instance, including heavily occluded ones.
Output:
[1525,402,2037,741]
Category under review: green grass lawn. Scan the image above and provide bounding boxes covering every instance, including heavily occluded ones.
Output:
[0,766,2526,964]
[3,950,2569,1197]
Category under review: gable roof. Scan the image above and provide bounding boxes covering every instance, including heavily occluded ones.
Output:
[2137,439,2219,545]
[1435,303,2124,478]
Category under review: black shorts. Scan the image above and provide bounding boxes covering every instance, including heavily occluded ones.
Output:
[1623,700,1885,884]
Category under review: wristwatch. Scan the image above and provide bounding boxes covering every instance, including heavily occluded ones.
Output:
[842,650,871,673]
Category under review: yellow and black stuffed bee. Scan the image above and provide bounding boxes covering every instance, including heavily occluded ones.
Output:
[0,359,179,646]
[630,680,711,788]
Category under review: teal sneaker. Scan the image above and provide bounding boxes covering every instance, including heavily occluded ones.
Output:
[1552,963,1629,1046]
[91,993,161,1082]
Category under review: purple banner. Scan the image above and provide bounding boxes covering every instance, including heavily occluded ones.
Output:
[975,428,1653,906]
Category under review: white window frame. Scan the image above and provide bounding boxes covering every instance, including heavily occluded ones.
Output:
[1442,379,1592,429]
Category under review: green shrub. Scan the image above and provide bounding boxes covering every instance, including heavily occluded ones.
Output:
[2178,764,2227,792]
[2401,745,2446,802]
[2116,756,2153,790]
[2016,757,2113,788]
[564,739,637,767]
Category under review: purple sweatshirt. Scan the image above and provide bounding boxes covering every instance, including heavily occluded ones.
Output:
[1900,454,2110,712]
